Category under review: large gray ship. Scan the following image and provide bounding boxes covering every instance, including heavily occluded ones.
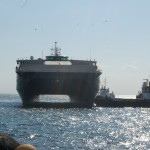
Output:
[16,42,101,107]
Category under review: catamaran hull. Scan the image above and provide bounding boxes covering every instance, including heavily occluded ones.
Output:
[16,72,100,107]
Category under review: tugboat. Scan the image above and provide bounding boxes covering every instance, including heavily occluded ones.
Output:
[95,78,150,107]
[96,82,115,100]
[136,79,150,99]
[16,42,101,107]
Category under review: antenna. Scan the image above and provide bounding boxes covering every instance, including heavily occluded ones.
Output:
[104,78,106,88]
[51,42,61,56]
[42,51,43,59]
[90,48,91,61]
[54,42,57,56]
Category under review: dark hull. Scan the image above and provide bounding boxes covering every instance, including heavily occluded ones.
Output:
[95,98,150,108]
[17,72,100,107]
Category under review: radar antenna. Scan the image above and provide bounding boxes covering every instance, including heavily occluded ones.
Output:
[51,42,61,56]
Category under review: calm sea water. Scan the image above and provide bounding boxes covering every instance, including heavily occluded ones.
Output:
[0,94,150,150]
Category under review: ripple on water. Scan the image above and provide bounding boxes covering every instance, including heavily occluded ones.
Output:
[0,95,150,149]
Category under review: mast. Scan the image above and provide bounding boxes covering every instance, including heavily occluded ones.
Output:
[51,42,61,56]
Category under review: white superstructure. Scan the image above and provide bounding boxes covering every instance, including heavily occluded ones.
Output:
[136,79,150,99]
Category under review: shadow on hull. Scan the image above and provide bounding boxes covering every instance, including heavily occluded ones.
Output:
[17,72,100,108]
[22,102,94,108]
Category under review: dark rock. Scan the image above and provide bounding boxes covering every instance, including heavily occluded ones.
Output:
[0,132,20,150]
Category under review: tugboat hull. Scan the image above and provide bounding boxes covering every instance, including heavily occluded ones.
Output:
[95,97,150,108]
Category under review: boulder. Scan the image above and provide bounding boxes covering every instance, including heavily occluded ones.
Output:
[15,144,37,150]
[0,132,20,150]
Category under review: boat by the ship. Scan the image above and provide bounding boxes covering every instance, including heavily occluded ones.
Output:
[95,79,150,107]
[136,79,150,99]
[16,42,101,107]
[95,83,115,100]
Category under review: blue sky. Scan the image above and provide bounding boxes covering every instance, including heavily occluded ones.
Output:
[0,0,150,95]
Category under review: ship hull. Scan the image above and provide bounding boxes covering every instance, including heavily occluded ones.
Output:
[95,97,150,108]
[17,72,100,107]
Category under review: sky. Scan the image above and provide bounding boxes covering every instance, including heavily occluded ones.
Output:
[0,0,150,95]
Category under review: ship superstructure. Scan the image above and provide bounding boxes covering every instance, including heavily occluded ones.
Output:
[16,42,101,107]
[96,79,115,100]
[136,79,150,99]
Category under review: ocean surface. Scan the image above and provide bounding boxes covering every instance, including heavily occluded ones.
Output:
[0,94,150,150]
